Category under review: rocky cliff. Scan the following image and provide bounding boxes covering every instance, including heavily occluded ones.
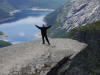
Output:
[44,0,100,74]
[46,21,100,75]
[46,0,100,37]
[64,0,100,30]
[0,38,86,75]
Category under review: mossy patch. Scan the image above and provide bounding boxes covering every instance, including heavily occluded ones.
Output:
[0,31,3,35]
[0,40,12,48]
[62,20,100,39]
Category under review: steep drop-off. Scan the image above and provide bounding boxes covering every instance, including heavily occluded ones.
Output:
[46,21,100,75]
[0,39,86,75]
[44,0,100,74]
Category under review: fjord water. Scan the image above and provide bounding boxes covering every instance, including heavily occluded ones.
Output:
[0,10,51,44]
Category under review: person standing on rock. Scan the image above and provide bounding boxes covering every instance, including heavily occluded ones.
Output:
[35,24,52,45]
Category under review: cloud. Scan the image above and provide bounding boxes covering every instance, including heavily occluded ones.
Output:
[19,32,25,37]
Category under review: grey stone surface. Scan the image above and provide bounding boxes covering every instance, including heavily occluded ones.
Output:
[47,0,100,37]
[0,38,87,75]
[64,0,100,30]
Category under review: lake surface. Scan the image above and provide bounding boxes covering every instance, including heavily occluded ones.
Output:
[0,10,51,44]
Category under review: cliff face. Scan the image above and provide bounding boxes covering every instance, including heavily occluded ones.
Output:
[45,0,73,25]
[47,21,100,75]
[64,21,100,75]
[46,0,100,37]
[45,0,74,37]
[45,0,100,74]
[64,0,100,30]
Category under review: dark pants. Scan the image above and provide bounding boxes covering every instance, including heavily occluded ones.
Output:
[42,34,50,45]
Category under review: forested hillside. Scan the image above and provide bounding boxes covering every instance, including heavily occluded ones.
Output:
[0,0,68,12]
[8,0,68,9]
[0,40,12,48]
[0,0,14,20]
[0,0,14,12]
[0,0,68,22]
[0,9,11,20]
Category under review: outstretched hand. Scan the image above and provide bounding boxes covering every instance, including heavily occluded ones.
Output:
[35,25,38,27]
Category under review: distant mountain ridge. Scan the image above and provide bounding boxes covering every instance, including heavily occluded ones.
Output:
[0,9,11,20]
[0,0,68,22]
[0,0,14,21]
[0,0,14,12]
[7,0,68,9]
[0,0,68,12]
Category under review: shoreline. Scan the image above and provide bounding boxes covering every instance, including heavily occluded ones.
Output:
[30,8,55,12]
[0,8,53,24]
[9,10,21,16]
[9,8,54,16]
[0,31,8,38]
[0,34,8,38]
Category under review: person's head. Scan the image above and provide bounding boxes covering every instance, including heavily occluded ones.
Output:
[42,24,45,27]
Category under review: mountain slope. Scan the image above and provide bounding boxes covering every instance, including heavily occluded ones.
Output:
[0,0,14,21]
[0,0,14,12]
[0,9,13,23]
[7,0,68,9]
[0,0,68,22]
[45,0,74,25]
[0,40,12,48]
[46,0,100,37]
[0,0,68,12]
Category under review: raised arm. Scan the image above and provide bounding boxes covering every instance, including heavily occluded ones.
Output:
[35,25,41,29]
[46,25,52,29]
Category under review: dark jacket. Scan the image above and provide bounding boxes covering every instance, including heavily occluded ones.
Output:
[35,25,51,36]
